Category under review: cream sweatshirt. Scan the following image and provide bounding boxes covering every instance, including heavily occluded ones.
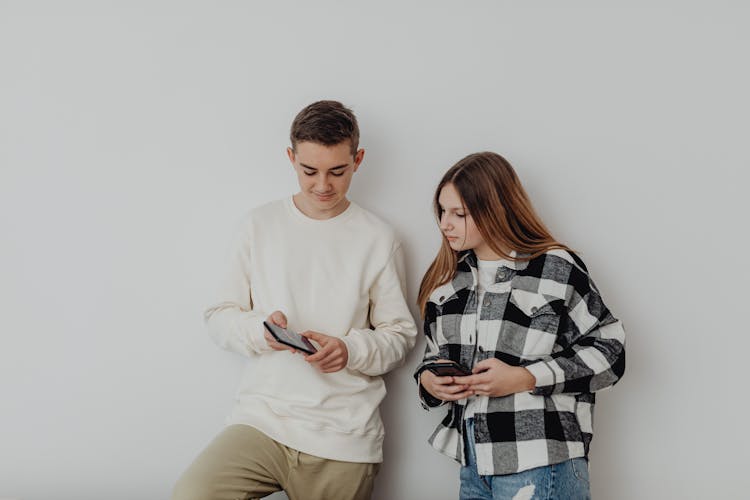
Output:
[204,197,417,463]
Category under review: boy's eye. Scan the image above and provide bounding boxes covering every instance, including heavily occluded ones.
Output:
[331,172,345,177]
[304,170,316,176]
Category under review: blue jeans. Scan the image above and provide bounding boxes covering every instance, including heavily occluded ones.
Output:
[460,419,591,500]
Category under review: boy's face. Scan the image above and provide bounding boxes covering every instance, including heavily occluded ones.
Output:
[287,141,364,219]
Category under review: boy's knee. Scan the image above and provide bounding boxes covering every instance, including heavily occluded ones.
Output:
[171,467,221,500]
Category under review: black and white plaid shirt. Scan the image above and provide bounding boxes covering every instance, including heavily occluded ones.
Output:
[415,249,625,475]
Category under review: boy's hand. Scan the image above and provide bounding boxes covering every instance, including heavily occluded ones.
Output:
[264,311,297,353]
[302,331,348,373]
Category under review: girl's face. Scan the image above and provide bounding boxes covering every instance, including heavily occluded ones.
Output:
[438,183,497,259]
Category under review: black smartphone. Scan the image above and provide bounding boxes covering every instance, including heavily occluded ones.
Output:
[424,360,471,377]
[263,321,318,355]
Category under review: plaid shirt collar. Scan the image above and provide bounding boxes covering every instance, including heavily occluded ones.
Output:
[452,249,529,289]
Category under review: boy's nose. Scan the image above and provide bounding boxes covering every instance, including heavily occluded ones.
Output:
[316,176,331,192]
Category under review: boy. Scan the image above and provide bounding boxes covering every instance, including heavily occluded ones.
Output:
[173,101,417,500]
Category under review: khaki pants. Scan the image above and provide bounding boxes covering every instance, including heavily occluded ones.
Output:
[172,425,380,500]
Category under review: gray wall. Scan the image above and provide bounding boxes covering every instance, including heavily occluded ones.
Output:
[1,1,748,499]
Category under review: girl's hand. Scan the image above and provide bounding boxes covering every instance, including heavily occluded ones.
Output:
[420,360,473,401]
[453,358,536,398]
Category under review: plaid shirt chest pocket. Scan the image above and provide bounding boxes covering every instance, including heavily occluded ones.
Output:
[434,290,471,346]
[501,289,565,358]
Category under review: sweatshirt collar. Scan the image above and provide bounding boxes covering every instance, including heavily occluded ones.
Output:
[286,196,357,224]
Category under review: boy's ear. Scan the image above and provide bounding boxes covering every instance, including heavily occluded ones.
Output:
[353,148,365,171]
[286,147,296,164]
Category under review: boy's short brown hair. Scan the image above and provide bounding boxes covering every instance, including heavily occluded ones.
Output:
[290,100,359,155]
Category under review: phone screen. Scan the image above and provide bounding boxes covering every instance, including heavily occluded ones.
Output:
[263,321,318,355]
[426,361,471,377]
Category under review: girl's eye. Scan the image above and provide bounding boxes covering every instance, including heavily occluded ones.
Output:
[456,213,466,218]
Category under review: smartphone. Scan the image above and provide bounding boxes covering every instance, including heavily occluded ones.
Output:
[263,321,318,355]
[424,360,471,377]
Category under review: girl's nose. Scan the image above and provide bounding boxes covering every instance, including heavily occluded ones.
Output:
[439,214,451,231]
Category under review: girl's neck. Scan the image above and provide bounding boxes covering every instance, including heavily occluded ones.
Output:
[474,242,512,261]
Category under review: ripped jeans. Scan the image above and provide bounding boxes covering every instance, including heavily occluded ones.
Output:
[460,419,591,500]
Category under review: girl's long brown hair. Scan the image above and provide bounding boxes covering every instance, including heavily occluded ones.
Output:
[417,152,571,316]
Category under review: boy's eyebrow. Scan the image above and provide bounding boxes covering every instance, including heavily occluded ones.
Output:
[300,163,349,171]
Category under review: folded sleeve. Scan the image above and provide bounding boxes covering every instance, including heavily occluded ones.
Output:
[341,243,418,376]
[203,219,272,357]
[526,265,626,396]
[413,301,447,409]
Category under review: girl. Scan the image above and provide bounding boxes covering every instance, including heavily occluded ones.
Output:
[415,152,625,500]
